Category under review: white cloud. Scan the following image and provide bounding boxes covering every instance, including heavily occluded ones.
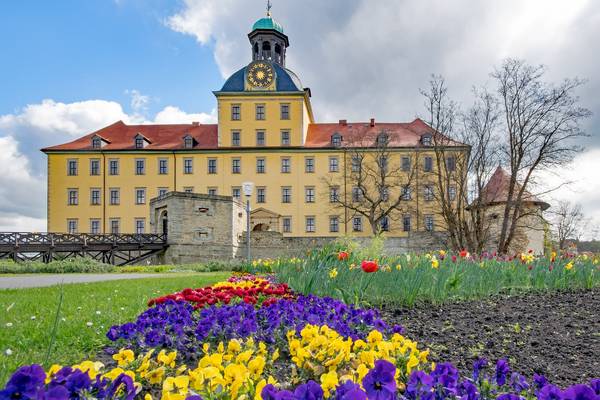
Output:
[0,99,214,232]
[154,106,217,124]
[126,89,151,114]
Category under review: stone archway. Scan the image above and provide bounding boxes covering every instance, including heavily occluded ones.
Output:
[160,211,168,236]
[252,223,270,232]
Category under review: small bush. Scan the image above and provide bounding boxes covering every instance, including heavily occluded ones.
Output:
[0,258,115,274]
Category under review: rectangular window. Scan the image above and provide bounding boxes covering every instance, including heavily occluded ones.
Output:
[184,158,193,174]
[282,187,292,203]
[110,219,120,234]
[329,156,339,172]
[352,186,362,202]
[449,186,457,201]
[425,215,434,232]
[67,219,78,234]
[90,159,100,176]
[67,159,78,176]
[281,157,291,173]
[256,131,265,146]
[135,159,146,175]
[256,158,266,173]
[256,187,266,203]
[135,188,146,205]
[403,214,411,232]
[184,187,194,193]
[446,156,456,172]
[424,185,434,201]
[329,216,339,233]
[68,189,78,205]
[184,136,194,149]
[330,186,339,203]
[232,131,241,146]
[231,104,241,120]
[305,157,314,173]
[109,159,119,175]
[135,219,145,234]
[282,217,292,233]
[255,104,265,120]
[424,156,433,172]
[207,187,217,196]
[158,159,168,175]
[208,159,217,174]
[305,216,315,233]
[380,186,389,201]
[109,188,120,205]
[401,156,411,172]
[353,216,363,232]
[351,155,361,172]
[232,158,241,174]
[402,185,412,201]
[158,187,169,197]
[232,187,241,200]
[378,155,388,172]
[280,103,290,120]
[281,130,290,146]
[380,216,390,232]
[305,187,315,203]
[90,219,100,234]
[90,188,101,205]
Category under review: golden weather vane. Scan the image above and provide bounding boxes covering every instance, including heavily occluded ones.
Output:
[266,0,272,16]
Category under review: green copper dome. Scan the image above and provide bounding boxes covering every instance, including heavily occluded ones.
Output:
[252,16,284,34]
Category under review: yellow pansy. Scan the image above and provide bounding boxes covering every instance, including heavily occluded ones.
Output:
[146,367,166,385]
[113,349,135,367]
[157,350,177,368]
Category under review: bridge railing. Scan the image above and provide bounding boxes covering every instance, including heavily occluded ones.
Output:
[0,232,167,246]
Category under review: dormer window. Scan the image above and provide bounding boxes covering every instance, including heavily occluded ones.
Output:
[421,134,433,146]
[331,133,343,147]
[183,135,195,149]
[134,134,149,149]
[376,132,389,147]
[91,135,107,149]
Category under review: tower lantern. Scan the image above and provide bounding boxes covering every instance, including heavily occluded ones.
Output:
[248,4,289,67]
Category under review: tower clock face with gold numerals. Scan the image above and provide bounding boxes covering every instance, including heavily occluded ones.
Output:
[246,61,275,88]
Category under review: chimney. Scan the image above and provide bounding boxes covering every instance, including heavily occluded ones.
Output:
[370,118,375,127]
[339,119,347,126]
[192,121,200,126]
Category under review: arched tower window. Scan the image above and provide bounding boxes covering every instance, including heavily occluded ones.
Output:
[274,43,282,63]
[262,41,272,60]
[253,43,259,60]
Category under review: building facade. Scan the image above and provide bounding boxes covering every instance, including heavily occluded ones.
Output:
[43,11,469,237]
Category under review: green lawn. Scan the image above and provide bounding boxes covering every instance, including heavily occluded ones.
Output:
[0,272,229,385]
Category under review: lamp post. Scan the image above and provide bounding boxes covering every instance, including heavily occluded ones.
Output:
[242,182,254,261]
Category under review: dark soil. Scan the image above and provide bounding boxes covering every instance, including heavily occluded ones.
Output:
[380,288,600,387]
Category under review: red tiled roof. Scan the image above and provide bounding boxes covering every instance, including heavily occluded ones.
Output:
[478,166,549,210]
[42,121,218,151]
[42,118,465,151]
[304,118,465,148]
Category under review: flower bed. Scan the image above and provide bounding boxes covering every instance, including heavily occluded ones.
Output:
[2,274,599,399]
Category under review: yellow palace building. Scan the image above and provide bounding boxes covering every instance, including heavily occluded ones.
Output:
[43,11,467,237]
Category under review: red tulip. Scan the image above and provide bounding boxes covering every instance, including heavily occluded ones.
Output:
[361,260,378,273]
[459,249,468,258]
[451,255,457,263]
[338,251,349,261]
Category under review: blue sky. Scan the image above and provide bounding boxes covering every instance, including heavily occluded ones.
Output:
[0,0,221,117]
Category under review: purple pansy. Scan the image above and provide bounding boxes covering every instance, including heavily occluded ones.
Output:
[362,360,397,400]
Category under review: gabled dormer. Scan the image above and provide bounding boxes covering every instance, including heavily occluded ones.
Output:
[134,133,150,149]
[421,133,433,146]
[182,134,196,149]
[376,132,389,147]
[331,132,343,148]
[91,134,109,149]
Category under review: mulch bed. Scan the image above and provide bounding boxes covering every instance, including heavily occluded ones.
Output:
[380,288,600,387]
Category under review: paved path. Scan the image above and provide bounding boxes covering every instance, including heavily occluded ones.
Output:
[0,273,170,289]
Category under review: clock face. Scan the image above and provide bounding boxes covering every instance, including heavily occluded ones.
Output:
[246,61,275,88]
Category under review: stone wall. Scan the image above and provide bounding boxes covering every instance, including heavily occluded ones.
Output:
[237,231,448,260]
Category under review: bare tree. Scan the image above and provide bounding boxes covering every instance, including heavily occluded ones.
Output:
[322,131,416,235]
[550,200,586,249]
[421,76,500,252]
[492,59,591,254]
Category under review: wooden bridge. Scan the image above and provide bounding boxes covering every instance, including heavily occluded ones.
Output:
[0,232,168,266]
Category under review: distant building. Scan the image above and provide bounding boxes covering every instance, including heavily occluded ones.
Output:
[476,167,549,254]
